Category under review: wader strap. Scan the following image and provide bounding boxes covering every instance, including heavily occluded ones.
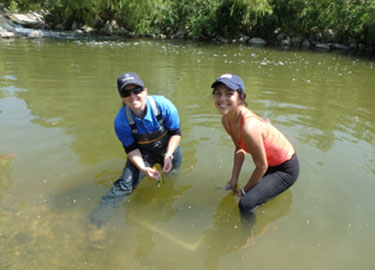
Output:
[125,106,137,134]
[147,96,163,123]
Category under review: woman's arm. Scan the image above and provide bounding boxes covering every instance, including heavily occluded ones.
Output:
[227,146,246,190]
[128,148,161,179]
[162,134,181,172]
[240,118,268,193]
[221,116,246,191]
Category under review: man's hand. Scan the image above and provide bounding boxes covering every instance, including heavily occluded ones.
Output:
[142,167,161,179]
[162,153,173,173]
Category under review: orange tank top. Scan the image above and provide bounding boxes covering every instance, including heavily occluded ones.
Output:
[227,113,294,166]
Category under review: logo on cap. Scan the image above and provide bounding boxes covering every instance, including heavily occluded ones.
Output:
[220,74,233,79]
[122,74,134,83]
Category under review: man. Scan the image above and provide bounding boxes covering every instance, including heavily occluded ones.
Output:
[88,72,182,245]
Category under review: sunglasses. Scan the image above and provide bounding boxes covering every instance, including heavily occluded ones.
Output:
[120,86,144,98]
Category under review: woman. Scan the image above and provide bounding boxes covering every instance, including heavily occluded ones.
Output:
[211,74,299,213]
[89,72,182,244]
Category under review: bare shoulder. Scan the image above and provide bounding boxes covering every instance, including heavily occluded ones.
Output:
[242,113,266,139]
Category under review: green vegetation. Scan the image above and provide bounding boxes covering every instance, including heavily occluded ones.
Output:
[1,0,375,45]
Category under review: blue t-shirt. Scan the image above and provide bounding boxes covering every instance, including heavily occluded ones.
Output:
[114,95,180,150]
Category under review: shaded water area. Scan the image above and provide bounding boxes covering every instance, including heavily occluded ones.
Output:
[0,37,374,269]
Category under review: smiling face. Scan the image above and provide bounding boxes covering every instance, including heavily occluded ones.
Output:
[213,83,242,115]
[121,84,148,117]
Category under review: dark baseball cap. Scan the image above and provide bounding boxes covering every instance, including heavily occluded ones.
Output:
[211,74,245,95]
[117,72,144,92]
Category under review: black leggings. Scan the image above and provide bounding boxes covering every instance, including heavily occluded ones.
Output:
[239,154,299,212]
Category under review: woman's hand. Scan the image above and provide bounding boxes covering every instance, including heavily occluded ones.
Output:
[162,153,173,173]
[142,167,161,179]
[226,178,238,191]
[235,188,245,197]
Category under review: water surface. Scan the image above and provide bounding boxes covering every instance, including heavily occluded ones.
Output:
[0,38,374,270]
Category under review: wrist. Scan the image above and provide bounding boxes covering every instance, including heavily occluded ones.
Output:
[230,178,238,184]
[164,153,173,160]
[139,165,147,174]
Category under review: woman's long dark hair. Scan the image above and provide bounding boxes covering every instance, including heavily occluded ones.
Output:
[238,90,247,106]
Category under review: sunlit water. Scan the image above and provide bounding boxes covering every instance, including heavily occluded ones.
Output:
[0,38,374,270]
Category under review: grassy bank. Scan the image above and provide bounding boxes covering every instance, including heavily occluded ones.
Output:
[2,0,375,46]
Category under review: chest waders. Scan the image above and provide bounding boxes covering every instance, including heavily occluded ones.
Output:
[125,96,170,156]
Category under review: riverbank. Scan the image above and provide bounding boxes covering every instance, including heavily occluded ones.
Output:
[0,7,373,55]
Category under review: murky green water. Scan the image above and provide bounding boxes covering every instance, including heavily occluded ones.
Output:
[0,38,374,270]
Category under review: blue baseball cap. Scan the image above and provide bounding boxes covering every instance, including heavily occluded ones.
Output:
[211,74,245,95]
[117,72,144,92]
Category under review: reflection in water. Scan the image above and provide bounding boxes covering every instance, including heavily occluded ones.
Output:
[243,191,292,247]
[125,178,190,260]
[98,177,192,266]
[203,191,292,269]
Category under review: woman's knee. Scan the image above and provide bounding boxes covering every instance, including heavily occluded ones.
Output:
[239,194,259,212]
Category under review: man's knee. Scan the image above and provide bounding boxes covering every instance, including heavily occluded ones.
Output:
[115,176,134,193]
[172,146,182,163]
[100,178,133,209]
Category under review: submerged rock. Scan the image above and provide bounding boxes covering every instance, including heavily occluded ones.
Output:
[28,29,43,38]
[349,42,358,50]
[315,43,330,50]
[237,34,250,43]
[301,39,311,47]
[291,36,303,45]
[248,37,266,46]
[330,43,349,50]
[280,38,291,46]
[171,31,186,39]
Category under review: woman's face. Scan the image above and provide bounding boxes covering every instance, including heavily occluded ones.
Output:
[213,84,242,115]
[121,84,147,115]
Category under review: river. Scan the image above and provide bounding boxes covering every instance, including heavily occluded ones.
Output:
[0,37,374,270]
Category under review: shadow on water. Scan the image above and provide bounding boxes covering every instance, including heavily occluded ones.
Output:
[124,178,191,259]
[83,175,193,268]
[203,191,292,269]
